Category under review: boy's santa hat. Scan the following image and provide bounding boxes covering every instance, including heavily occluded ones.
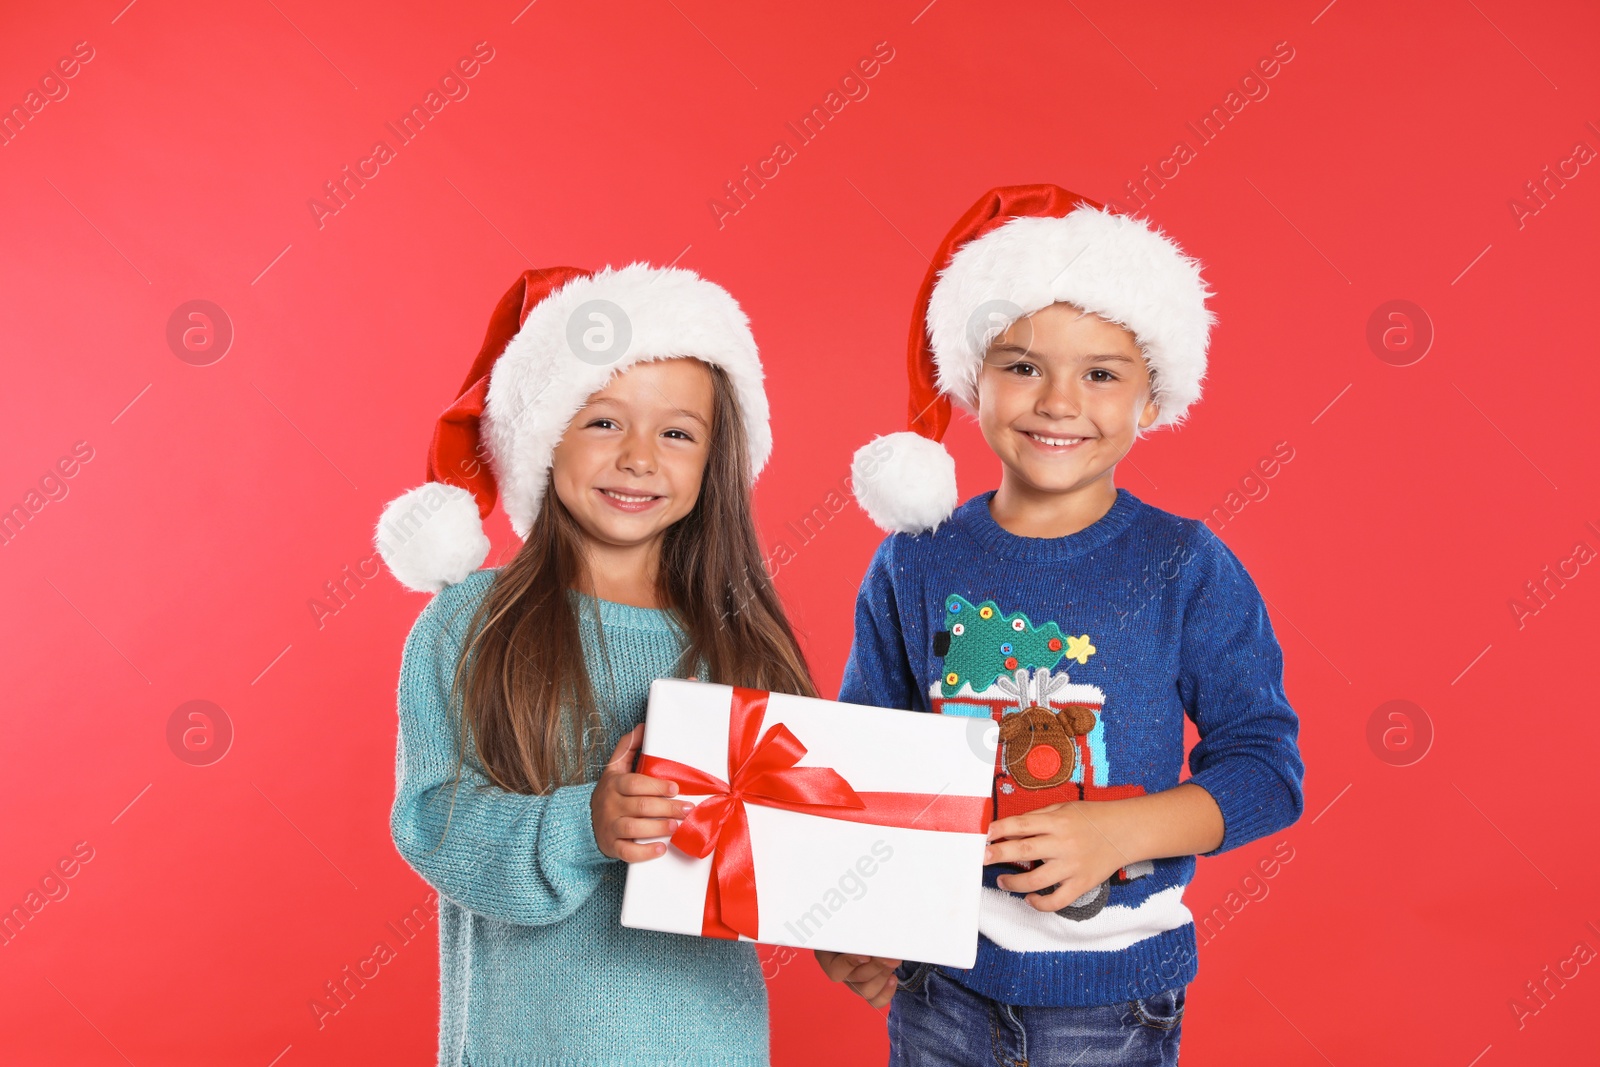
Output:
[851,184,1216,534]
[374,262,771,593]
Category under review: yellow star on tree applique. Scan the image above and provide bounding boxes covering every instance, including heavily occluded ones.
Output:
[1065,634,1096,664]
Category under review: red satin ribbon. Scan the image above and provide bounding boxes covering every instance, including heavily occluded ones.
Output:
[635,687,990,941]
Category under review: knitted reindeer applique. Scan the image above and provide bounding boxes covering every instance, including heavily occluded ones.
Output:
[993,668,1098,788]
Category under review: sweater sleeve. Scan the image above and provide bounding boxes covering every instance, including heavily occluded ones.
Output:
[389,580,616,926]
[839,536,922,712]
[1177,525,1306,856]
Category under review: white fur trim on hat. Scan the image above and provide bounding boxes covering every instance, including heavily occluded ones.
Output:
[375,482,492,594]
[484,262,770,540]
[851,431,959,535]
[926,206,1215,429]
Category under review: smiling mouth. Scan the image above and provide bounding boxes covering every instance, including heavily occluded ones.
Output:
[598,488,665,511]
[1023,431,1091,448]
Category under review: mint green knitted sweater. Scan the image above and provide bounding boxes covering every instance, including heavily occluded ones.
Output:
[390,568,769,1067]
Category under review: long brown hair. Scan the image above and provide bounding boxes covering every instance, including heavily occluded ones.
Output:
[443,362,816,796]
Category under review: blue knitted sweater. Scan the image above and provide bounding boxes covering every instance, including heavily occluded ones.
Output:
[391,568,769,1067]
[839,489,1305,1007]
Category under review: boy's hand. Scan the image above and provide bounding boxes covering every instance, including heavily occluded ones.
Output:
[813,950,902,1009]
[984,801,1132,912]
[591,725,691,862]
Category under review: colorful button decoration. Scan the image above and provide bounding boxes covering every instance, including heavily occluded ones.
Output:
[999,642,1013,655]
[1004,656,1018,670]
[1047,638,1063,651]
[1011,618,1026,632]
[952,623,965,636]
[948,599,962,612]
[945,672,959,686]
[979,606,994,619]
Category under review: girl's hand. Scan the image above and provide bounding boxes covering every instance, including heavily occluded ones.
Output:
[813,950,902,1009]
[984,801,1131,911]
[590,724,691,862]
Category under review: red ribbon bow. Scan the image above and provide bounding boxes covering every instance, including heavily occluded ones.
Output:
[636,687,989,941]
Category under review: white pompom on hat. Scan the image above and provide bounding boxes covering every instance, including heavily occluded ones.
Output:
[851,184,1217,535]
[375,263,770,593]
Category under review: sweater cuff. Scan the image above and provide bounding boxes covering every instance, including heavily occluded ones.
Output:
[546,781,614,869]
[1185,761,1291,858]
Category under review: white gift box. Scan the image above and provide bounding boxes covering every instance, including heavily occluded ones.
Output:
[619,680,997,968]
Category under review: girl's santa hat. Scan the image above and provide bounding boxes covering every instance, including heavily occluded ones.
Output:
[851,184,1216,534]
[374,263,771,593]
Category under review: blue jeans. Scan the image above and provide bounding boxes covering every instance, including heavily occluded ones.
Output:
[887,961,1184,1067]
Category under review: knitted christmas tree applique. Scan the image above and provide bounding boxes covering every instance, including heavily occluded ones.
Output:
[932,595,1095,698]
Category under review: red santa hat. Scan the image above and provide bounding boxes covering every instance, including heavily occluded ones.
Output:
[375,262,771,593]
[850,184,1216,534]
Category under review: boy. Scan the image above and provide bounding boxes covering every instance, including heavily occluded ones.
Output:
[817,185,1305,1066]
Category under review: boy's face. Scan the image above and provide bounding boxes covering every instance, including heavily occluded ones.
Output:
[975,302,1159,500]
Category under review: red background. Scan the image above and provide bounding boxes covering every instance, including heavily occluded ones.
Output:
[3,1,1598,1063]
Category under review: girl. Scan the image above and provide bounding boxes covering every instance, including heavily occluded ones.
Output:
[374,263,815,1067]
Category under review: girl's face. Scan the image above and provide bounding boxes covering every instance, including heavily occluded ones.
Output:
[976,302,1160,498]
[550,357,716,554]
